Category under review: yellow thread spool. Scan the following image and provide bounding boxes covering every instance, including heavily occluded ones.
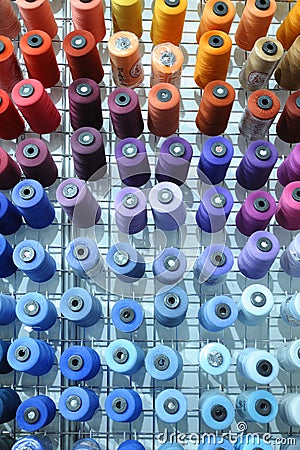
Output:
[151,0,187,46]
[150,42,184,88]
[275,35,300,90]
[276,0,300,50]
[111,0,143,39]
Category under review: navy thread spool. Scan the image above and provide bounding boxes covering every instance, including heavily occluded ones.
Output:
[118,441,145,450]
[198,437,234,450]
[73,439,101,450]
[236,348,279,384]
[277,339,300,372]
[16,293,57,331]
[281,233,300,277]
[199,342,231,376]
[154,286,188,327]
[194,244,234,286]
[196,186,234,233]
[149,182,186,231]
[198,295,238,332]
[236,140,278,190]
[199,390,235,430]
[279,394,300,427]
[68,78,103,131]
[71,127,107,181]
[0,437,14,450]
[66,237,103,280]
[236,389,278,424]
[108,87,144,139]
[197,136,234,185]
[153,247,187,285]
[281,292,300,326]
[115,187,148,234]
[12,180,55,229]
[0,388,21,424]
[7,337,55,376]
[59,387,99,422]
[0,294,16,325]
[238,230,280,279]
[145,345,183,381]
[106,242,145,283]
[60,345,101,381]
[105,338,144,375]
[115,138,151,187]
[155,136,193,186]
[16,395,56,432]
[0,341,13,374]
[105,389,142,422]
[238,284,274,326]
[60,288,102,327]
[0,235,17,278]
[111,298,144,333]
[13,240,56,283]
[156,389,187,423]
[0,193,22,236]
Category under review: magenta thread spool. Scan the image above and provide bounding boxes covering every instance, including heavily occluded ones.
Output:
[149,182,186,231]
[115,138,151,187]
[236,190,277,236]
[194,244,234,285]
[68,78,103,130]
[196,186,233,233]
[155,136,193,186]
[152,247,187,285]
[280,233,300,277]
[56,178,101,228]
[238,230,280,279]
[71,127,106,181]
[16,138,58,188]
[236,140,278,190]
[278,144,300,186]
[276,181,300,231]
[108,87,144,139]
[115,187,147,234]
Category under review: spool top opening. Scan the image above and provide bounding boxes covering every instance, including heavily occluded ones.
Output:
[76,83,93,97]
[68,355,84,371]
[215,303,231,319]
[164,0,180,6]
[78,132,95,146]
[113,347,129,364]
[210,251,226,267]
[160,51,176,67]
[211,142,227,157]
[292,187,300,202]
[164,255,180,272]
[210,193,227,208]
[262,41,277,56]
[169,142,185,157]
[115,37,131,50]
[212,85,228,99]
[257,237,273,252]
[114,250,129,266]
[20,185,35,200]
[208,35,224,48]
[256,359,272,377]
[255,145,271,161]
[156,89,172,103]
[23,144,40,159]
[158,188,173,204]
[66,395,82,412]
[257,95,273,110]
[211,404,227,422]
[63,183,79,199]
[15,345,30,362]
[213,1,228,15]
[122,193,138,209]
[296,96,300,109]
[254,197,270,212]
[24,300,40,316]
[19,84,35,98]
[71,36,87,50]
[24,407,40,424]
[255,398,271,416]
[27,34,43,48]
[112,397,127,413]
[164,397,179,414]
[250,292,267,307]
[154,354,170,371]
[207,350,223,367]
[0,41,5,54]
[68,296,84,312]
[122,143,138,158]
[255,0,270,10]
[115,92,131,107]
[119,307,135,323]
[73,244,89,261]
[164,292,180,309]
[20,246,36,263]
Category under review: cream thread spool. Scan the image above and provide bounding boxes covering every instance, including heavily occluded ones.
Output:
[275,35,300,90]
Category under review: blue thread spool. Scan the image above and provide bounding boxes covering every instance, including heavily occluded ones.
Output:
[277,339,300,372]
[198,295,238,332]
[194,244,234,286]
[0,193,22,235]
[152,247,187,285]
[60,288,102,327]
[235,436,273,450]
[199,342,231,376]
[158,445,184,450]
[66,237,103,280]
[7,337,55,376]
[106,338,144,375]
[154,286,188,327]
[198,437,234,450]
[0,341,13,374]
[111,298,144,333]
[279,393,300,427]
[60,345,101,381]
[106,243,145,283]
[73,439,101,450]
[13,240,56,283]
[199,390,235,430]
[281,292,300,326]
[105,389,142,422]
[196,186,234,233]
[118,441,145,450]
[145,345,183,381]
[236,389,278,424]
[156,389,187,423]
[16,293,57,331]
[237,348,279,385]
[59,387,99,422]
[16,395,56,432]
[0,388,21,424]
[0,294,16,325]
[12,435,53,450]
[238,284,274,326]
[12,179,55,229]
[197,137,234,185]
[0,235,17,278]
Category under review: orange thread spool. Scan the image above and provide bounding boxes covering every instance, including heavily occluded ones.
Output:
[196,80,235,136]
[16,0,58,39]
[276,92,300,143]
[0,36,23,94]
[151,0,187,46]
[0,0,21,39]
[148,82,180,137]
[235,0,276,52]
[0,89,24,140]
[70,0,106,44]
[63,30,104,84]
[151,42,184,88]
[276,0,300,50]
[20,30,60,89]
[196,0,235,43]
[194,30,232,89]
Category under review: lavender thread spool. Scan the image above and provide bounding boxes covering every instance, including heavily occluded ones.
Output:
[152,247,187,285]
[280,233,300,277]
[194,244,234,286]
[277,143,300,187]
[115,138,151,187]
[196,186,233,233]
[114,187,147,234]
[149,182,186,231]
[66,237,103,279]
[108,88,144,139]
[197,137,234,185]
[68,78,103,131]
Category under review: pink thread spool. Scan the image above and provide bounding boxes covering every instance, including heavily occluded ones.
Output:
[277,144,300,186]
[236,190,276,236]
[275,181,300,230]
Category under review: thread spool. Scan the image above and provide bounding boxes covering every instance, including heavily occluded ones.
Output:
[0,388,21,424]
[276,92,300,143]
[106,338,144,375]
[236,438,272,450]
[194,30,232,89]
[66,237,103,280]
[0,439,15,450]
[238,284,274,326]
[150,43,184,89]
[118,441,145,450]
[73,439,101,450]
[151,0,187,46]
[111,299,144,333]
[199,342,231,375]
[149,182,186,231]
[0,148,21,190]
[276,1,300,50]
[106,242,146,283]
[198,437,233,450]
[145,345,183,381]
[111,0,142,38]
[198,295,238,331]
[281,292,300,326]
[70,0,106,43]
[275,181,300,230]
[105,389,142,422]
[60,287,102,327]
[281,234,300,277]
[12,79,61,134]
[16,395,56,432]
[68,78,103,131]
[16,138,58,187]
[108,88,144,139]
[0,193,22,236]
[114,187,148,234]
[0,89,24,140]
[194,244,234,286]
[235,0,276,51]
[63,30,104,83]
[60,346,101,380]
[148,83,180,137]
[0,36,23,94]
[278,144,300,187]
[156,389,187,423]
[236,390,278,424]
[279,394,300,427]
[236,191,276,236]
[154,286,188,327]
[196,0,235,42]
[159,446,184,450]
[115,138,151,187]
[13,239,56,283]
[108,31,144,88]
[59,387,99,422]
[0,0,21,39]
[0,341,13,374]
[196,186,234,233]
[0,294,16,325]
[56,178,101,228]
[16,0,57,38]
[274,35,300,90]
[71,127,106,181]
[236,347,279,384]
[277,339,300,372]
[16,293,57,331]
[0,236,17,278]
[236,140,278,190]
[197,136,234,185]
[199,390,235,430]
[12,436,53,450]
[153,247,187,285]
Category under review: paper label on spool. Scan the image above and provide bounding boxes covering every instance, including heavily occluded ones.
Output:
[248,71,269,87]
[130,60,143,78]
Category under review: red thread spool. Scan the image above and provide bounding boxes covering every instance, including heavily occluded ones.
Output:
[12,79,61,134]
[63,30,104,83]
[276,92,300,144]
[275,181,300,231]
[16,0,58,38]
[0,0,21,39]
[70,0,106,43]
[0,89,24,140]
[0,147,21,190]
[148,83,180,137]
[0,36,23,94]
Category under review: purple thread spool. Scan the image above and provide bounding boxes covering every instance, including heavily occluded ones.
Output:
[68,78,103,131]
[115,187,147,234]
[149,182,186,231]
[197,137,234,185]
[155,136,193,186]
[56,178,101,228]
[277,143,300,187]
[236,140,278,190]
[71,127,106,181]
[280,233,300,277]
[236,190,276,236]
[115,138,151,187]
[194,244,234,285]
[152,247,187,285]
[238,230,280,279]
[196,186,233,233]
[108,87,144,139]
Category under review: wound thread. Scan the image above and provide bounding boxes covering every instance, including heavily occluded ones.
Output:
[276,0,300,50]
[68,78,103,131]
[0,148,21,190]
[236,190,276,236]
[0,36,23,94]
[277,143,300,186]
[148,83,180,137]
[108,88,144,139]
[0,0,21,39]
[0,89,24,140]
[71,0,106,43]
[111,0,143,38]
[150,42,184,89]
[196,0,235,42]
[275,35,300,90]
[115,138,151,187]
[276,91,300,144]
[16,0,58,38]
[275,181,300,231]
[151,0,187,46]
